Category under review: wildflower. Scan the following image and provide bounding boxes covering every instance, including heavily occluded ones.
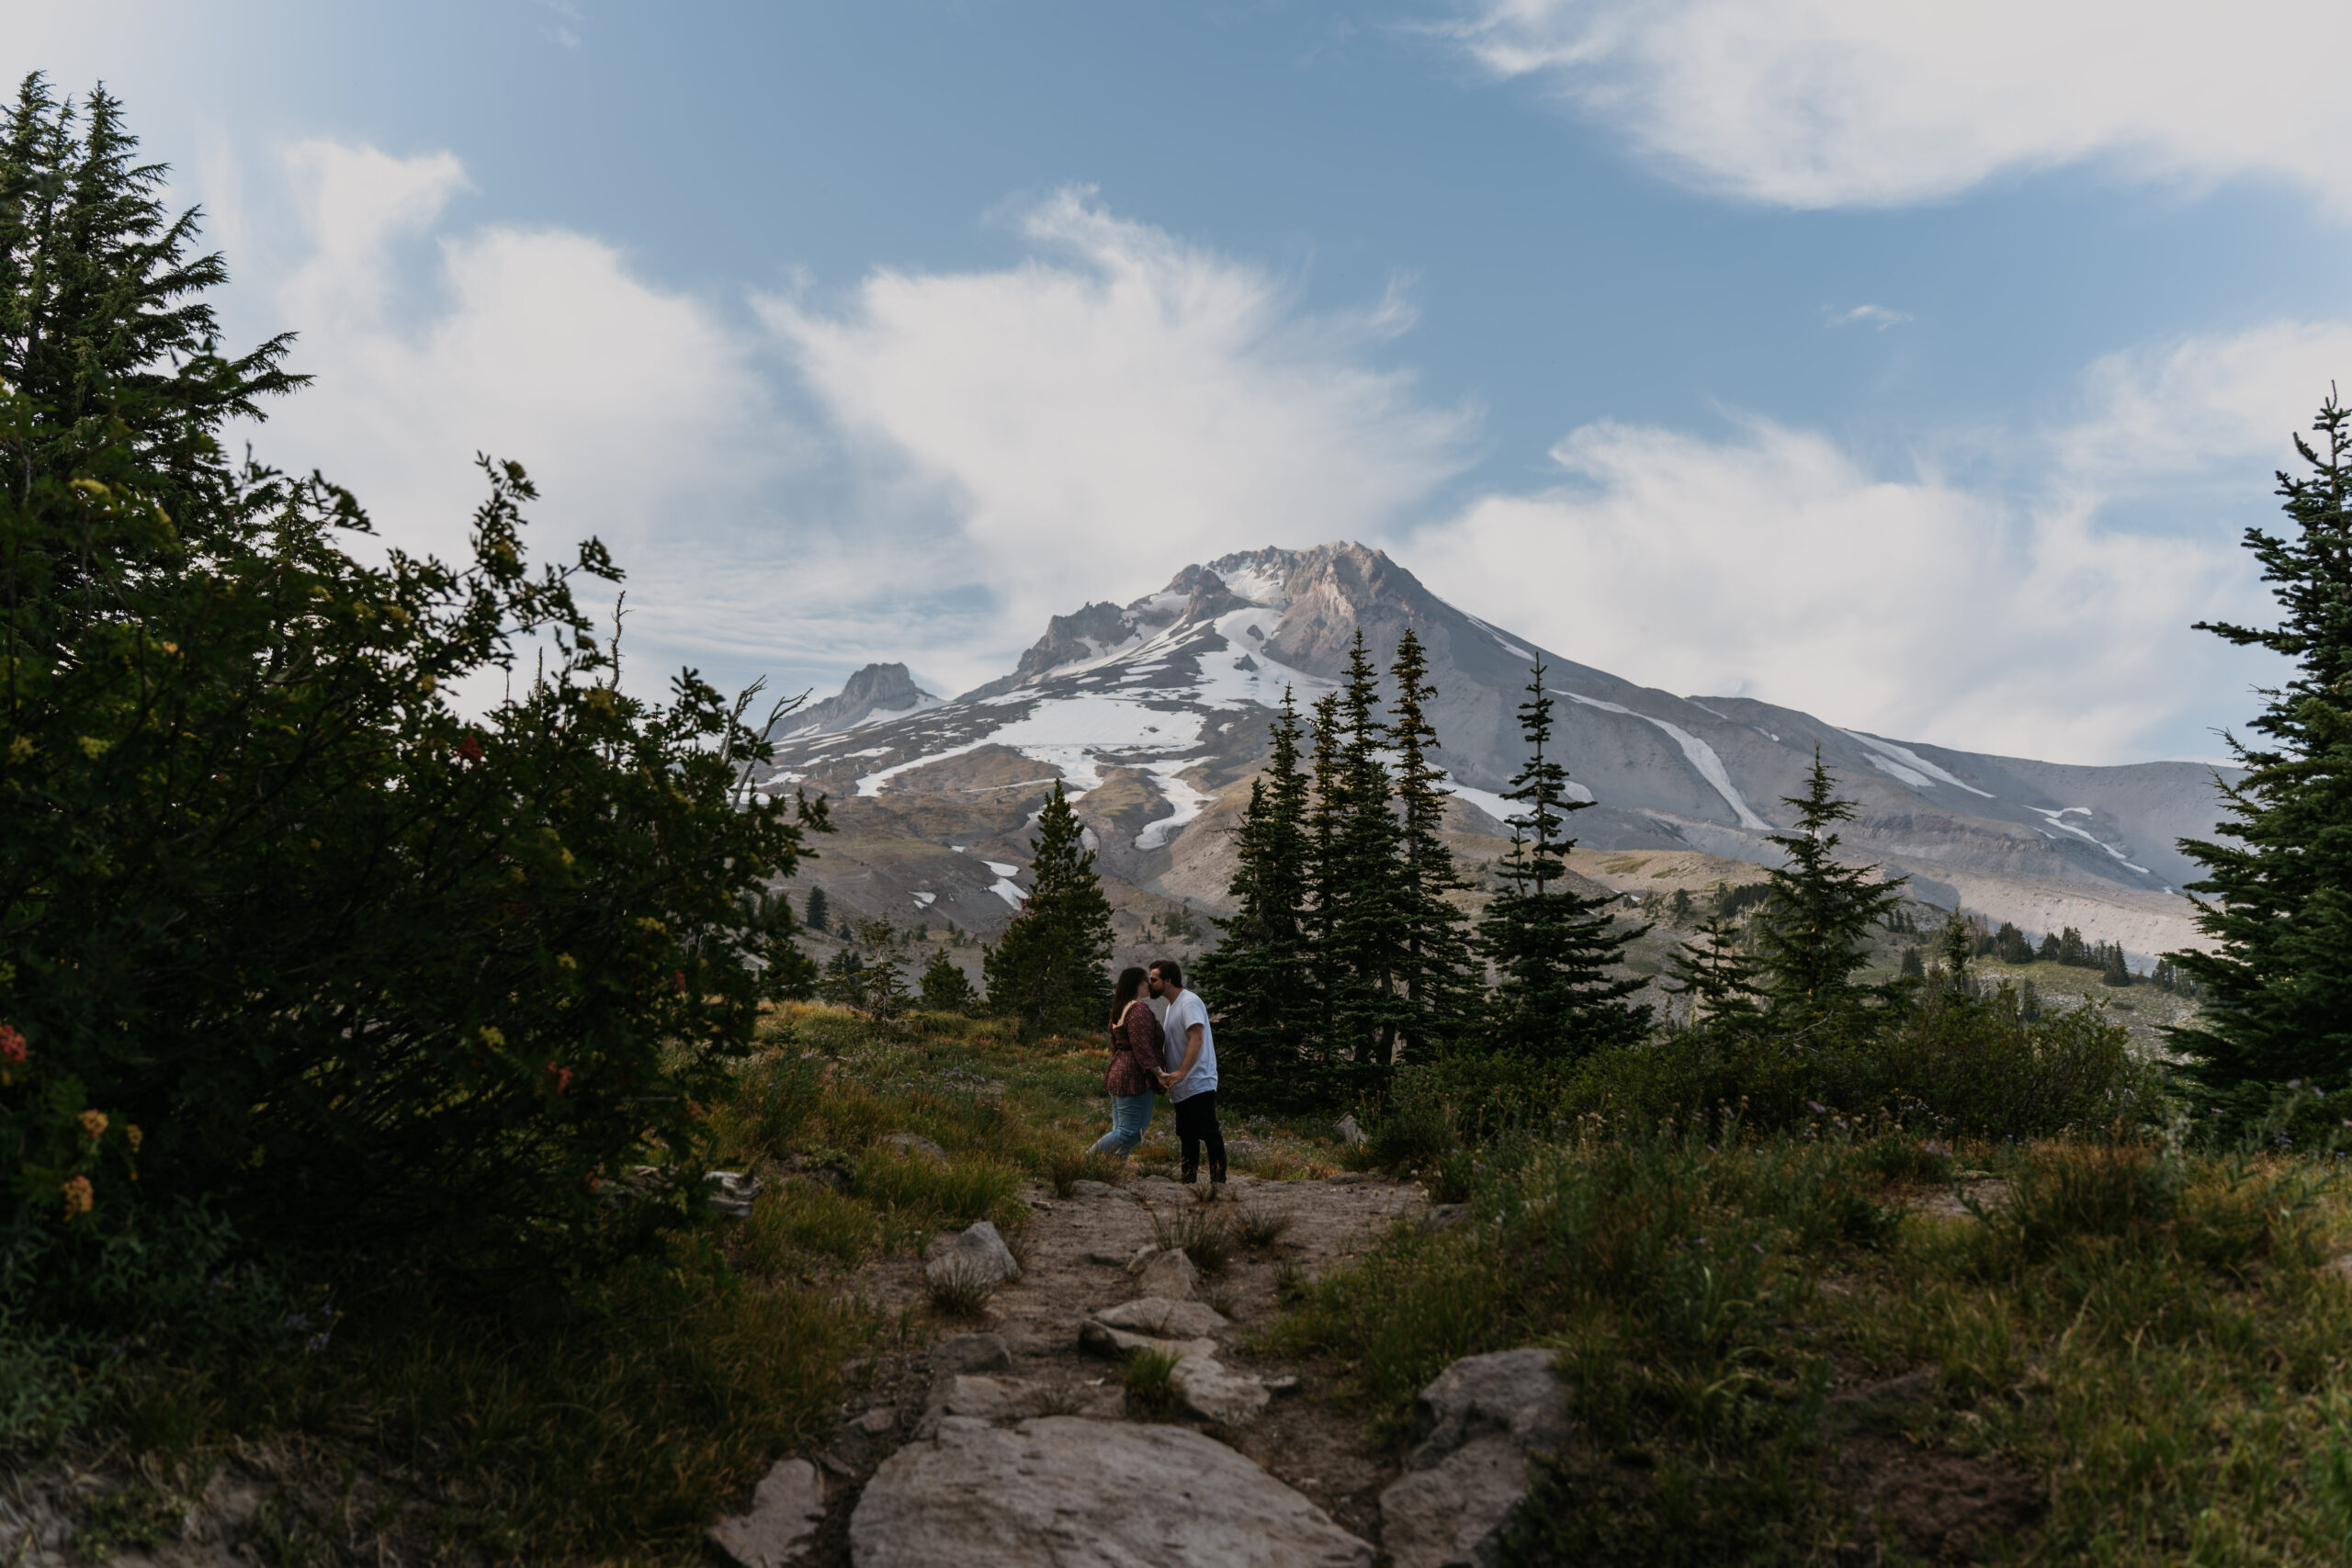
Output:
[479,1024,506,1048]
[126,1124,142,1152]
[306,1332,333,1353]
[0,1023,26,1064]
[672,969,687,994]
[557,953,576,970]
[458,731,483,762]
[159,640,179,655]
[1807,1100,1828,1115]
[61,1176,94,1218]
[78,1109,108,1141]
[687,1100,707,1122]
[7,736,34,763]
[544,1062,575,1094]
[284,1313,311,1331]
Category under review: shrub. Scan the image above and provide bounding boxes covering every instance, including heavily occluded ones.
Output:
[1149,1207,1236,1274]
[1122,1346,1182,1416]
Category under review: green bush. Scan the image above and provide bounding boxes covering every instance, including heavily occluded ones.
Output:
[2,78,822,1301]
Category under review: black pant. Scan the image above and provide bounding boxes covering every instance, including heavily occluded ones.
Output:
[1173,1090,1226,1181]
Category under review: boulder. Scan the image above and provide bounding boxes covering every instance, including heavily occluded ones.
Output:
[1133,1247,1198,1301]
[849,1416,1371,1567]
[706,1170,764,1218]
[1069,1179,1131,1200]
[924,1221,1021,1287]
[1123,1244,1162,1273]
[933,1332,1013,1373]
[1077,1322,1216,1362]
[708,1457,825,1568]
[1170,1353,1271,1427]
[1419,1203,1473,1235]
[1092,1296,1228,1339]
[1378,1349,1573,1568]
[1335,1114,1368,1145]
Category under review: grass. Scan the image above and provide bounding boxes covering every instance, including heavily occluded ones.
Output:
[1122,1347,1183,1417]
[922,1258,1000,1318]
[11,1003,1355,1564]
[1150,1205,1238,1275]
[1267,1116,2352,1564]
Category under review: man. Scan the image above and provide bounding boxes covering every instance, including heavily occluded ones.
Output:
[1148,958,1225,1189]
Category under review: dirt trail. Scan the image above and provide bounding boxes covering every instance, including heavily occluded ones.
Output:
[780,1169,1429,1565]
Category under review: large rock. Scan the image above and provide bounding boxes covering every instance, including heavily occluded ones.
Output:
[1093,1297,1228,1339]
[1170,1353,1271,1427]
[933,1333,1013,1373]
[1078,1321,1216,1362]
[1133,1247,1198,1300]
[849,1416,1372,1567]
[925,1221,1021,1287]
[708,1458,825,1568]
[1379,1349,1572,1568]
[881,1131,950,1166]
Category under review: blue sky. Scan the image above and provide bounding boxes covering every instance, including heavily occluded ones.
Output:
[12,1,2347,763]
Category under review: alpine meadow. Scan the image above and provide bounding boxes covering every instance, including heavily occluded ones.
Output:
[8,44,2352,1568]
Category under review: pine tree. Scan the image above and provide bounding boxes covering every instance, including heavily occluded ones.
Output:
[1475,662,1654,1057]
[2170,392,2352,1093]
[1321,632,1410,1071]
[1666,915,1768,1032]
[805,886,829,934]
[1304,691,1348,1051]
[1386,631,1479,1057]
[982,782,1114,1040]
[1756,749,1906,1035]
[919,949,977,1013]
[1194,688,1325,1105]
[819,947,865,1007]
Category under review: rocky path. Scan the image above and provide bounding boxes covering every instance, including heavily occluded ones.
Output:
[709,1169,1569,1568]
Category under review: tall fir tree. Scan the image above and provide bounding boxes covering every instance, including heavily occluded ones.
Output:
[1475,662,1653,1057]
[1756,748,1906,1034]
[1322,632,1411,1071]
[1194,688,1326,1104]
[1386,630,1479,1057]
[2169,393,2352,1094]
[1304,690,1348,1052]
[981,782,1114,1040]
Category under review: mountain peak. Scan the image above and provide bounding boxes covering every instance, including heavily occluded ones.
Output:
[775,661,941,739]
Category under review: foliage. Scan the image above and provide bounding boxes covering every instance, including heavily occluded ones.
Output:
[981,782,1114,1039]
[918,948,978,1013]
[2,78,822,1295]
[1319,632,1412,1071]
[1386,630,1481,1055]
[1663,914,1766,1031]
[1754,749,1907,1035]
[1476,661,1653,1059]
[2171,390,2352,1099]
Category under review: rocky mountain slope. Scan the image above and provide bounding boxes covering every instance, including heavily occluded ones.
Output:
[760,543,2235,966]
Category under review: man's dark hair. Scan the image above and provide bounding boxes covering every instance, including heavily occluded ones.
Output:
[1150,957,1185,990]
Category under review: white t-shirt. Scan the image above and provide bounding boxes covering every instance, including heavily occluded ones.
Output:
[1161,988,1216,1101]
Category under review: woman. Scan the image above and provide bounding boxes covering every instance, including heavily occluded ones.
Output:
[1089,965,1164,1159]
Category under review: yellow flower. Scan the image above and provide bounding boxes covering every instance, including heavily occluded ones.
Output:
[556,953,577,971]
[127,1124,143,1152]
[78,1110,108,1141]
[159,641,179,656]
[78,737,110,760]
[6,736,31,763]
[479,1025,506,1048]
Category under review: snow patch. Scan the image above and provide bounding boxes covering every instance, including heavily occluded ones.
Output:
[1453,782,1594,827]
[989,879,1025,908]
[2028,807,2149,874]
[911,891,935,908]
[1844,731,1995,797]
[983,861,1019,878]
[1135,764,1212,851]
[1557,691,1770,831]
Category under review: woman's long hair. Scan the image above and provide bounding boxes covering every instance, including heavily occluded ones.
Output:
[1109,965,1148,1030]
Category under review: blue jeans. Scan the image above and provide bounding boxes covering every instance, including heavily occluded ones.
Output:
[1090,1092,1155,1158]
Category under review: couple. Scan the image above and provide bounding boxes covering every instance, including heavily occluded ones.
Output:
[1090,958,1225,1187]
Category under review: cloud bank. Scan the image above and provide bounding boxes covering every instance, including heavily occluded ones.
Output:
[1442,0,2352,213]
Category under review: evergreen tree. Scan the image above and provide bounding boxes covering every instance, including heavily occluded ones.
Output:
[2171,392,2352,1092]
[1475,662,1653,1057]
[819,947,866,1007]
[1386,631,1479,1057]
[805,886,829,934]
[1304,691,1348,1050]
[981,782,1114,1040]
[919,949,977,1013]
[1666,915,1768,1032]
[1194,688,1325,1105]
[1320,633,1410,1070]
[1756,749,1906,1034]
[2039,931,2063,963]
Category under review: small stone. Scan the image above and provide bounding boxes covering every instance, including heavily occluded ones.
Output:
[1078,1322,1217,1362]
[708,1457,824,1568]
[1069,1179,1125,1199]
[1328,1171,1370,1187]
[852,1406,899,1435]
[707,1169,763,1218]
[934,1332,1013,1373]
[1419,1203,1472,1234]
[1092,1297,1228,1339]
[924,1221,1021,1287]
[880,1132,950,1167]
[1170,1355,1270,1427]
[1133,1247,1197,1301]
[1086,1248,1134,1267]
[1124,1244,1163,1274]
[1265,1374,1300,1395]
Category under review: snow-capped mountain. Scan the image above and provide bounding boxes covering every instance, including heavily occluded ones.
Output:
[763,543,2234,960]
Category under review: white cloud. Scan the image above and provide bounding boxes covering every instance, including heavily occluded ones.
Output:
[760,188,1476,652]
[1442,0,2352,213]
[1408,321,2349,762]
[1824,304,1910,331]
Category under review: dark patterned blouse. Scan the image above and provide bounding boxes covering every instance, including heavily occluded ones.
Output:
[1105,1000,1165,1098]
